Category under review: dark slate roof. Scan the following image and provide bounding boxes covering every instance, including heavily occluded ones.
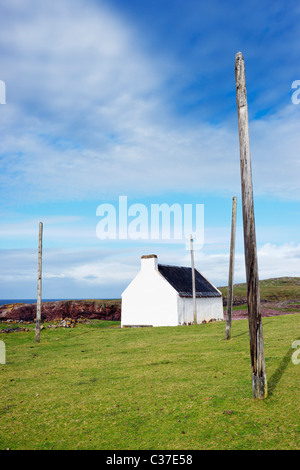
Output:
[157,264,221,298]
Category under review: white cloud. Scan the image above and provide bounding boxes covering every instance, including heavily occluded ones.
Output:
[0,0,299,205]
[257,242,300,279]
[0,242,298,299]
[250,105,300,198]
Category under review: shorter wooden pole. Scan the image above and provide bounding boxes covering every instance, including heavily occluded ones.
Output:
[35,222,43,343]
[190,235,197,324]
[225,196,237,340]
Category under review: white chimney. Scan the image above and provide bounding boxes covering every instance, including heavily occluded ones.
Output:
[141,254,158,271]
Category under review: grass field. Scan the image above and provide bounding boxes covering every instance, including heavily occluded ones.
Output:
[0,313,299,450]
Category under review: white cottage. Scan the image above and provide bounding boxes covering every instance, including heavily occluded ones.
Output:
[121,254,224,327]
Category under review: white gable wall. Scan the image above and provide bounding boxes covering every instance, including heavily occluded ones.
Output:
[121,257,178,327]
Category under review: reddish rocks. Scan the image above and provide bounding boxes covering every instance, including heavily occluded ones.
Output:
[223,296,248,307]
[223,303,299,321]
[1,299,297,324]
[0,300,121,322]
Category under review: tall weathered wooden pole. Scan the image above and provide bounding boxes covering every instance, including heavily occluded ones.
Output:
[225,196,237,340]
[35,222,43,343]
[235,52,267,399]
[190,234,197,324]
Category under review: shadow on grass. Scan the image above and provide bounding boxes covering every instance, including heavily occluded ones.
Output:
[267,338,300,397]
[229,319,273,340]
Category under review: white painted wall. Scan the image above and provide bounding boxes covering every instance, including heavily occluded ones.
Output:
[121,256,179,327]
[199,296,224,322]
[177,296,224,324]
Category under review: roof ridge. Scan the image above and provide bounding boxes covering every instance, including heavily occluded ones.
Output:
[158,263,193,269]
[157,264,221,298]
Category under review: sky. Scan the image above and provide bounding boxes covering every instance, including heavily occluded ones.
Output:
[0,0,299,299]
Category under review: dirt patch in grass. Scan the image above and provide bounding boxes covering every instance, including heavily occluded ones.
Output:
[224,300,300,320]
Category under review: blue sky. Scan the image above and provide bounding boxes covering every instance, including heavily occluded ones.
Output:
[0,0,299,299]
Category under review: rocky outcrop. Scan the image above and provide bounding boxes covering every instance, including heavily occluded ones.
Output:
[0,300,121,322]
[222,296,248,307]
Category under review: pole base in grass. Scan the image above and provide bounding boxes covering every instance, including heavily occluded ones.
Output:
[252,374,268,399]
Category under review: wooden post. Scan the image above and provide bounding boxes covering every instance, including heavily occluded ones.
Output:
[225,196,237,340]
[235,52,267,399]
[35,222,43,343]
[190,234,197,324]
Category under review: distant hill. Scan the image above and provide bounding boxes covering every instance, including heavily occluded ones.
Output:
[219,277,300,302]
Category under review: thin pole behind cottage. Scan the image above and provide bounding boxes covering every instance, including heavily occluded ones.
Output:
[235,52,267,399]
[190,234,197,324]
[35,222,43,343]
[225,196,237,340]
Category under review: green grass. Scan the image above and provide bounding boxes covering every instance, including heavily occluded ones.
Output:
[0,314,299,450]
[219,276,300,302]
